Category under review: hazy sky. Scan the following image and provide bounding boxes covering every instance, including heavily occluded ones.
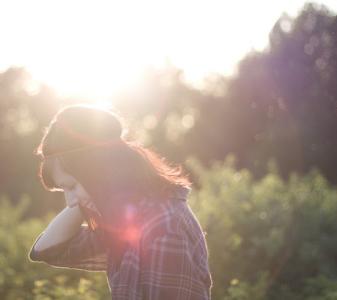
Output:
[1,0,336,97]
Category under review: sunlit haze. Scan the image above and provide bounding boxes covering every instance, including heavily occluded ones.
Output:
[1,0,336,98]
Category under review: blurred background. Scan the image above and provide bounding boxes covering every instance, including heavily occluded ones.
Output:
[2,0,337,299]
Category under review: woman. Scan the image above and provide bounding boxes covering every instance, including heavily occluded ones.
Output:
[28,104,212,299]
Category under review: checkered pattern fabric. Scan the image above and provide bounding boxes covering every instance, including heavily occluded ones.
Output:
[29,186,212,299]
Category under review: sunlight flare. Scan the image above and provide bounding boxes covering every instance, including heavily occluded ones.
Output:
[1,0,336,98]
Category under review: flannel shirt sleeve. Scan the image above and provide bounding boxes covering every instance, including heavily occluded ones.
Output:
[140,232,211,300]
[28,224,108,271]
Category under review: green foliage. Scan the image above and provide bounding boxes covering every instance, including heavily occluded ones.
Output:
[31,277,104,300]
[0,195,110,300]
[187,155,337,300]
[223,272,269,300]
[3,156,337,299]
[302,276,337,300]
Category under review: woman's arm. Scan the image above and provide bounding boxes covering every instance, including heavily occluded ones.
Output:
[33,205,84,252]
[29,205,108,271]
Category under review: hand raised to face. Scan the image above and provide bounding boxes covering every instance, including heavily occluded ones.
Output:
[51,158,100,213]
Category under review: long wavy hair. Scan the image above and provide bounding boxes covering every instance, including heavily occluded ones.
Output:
[36,104,191,262]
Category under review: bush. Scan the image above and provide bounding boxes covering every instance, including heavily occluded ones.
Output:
[187,155,337,300]
[3,155,337,299]
[0,195,109,300]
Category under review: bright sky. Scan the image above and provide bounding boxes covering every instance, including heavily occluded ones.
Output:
[0,0,336,98]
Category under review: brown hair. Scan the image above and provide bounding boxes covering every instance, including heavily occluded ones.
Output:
[36,104,191,259]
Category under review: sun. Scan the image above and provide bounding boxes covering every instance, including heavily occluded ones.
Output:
[1,0,327,99]
[22,0,248,98]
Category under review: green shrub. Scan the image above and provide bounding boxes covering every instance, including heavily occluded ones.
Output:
[0,195,109,300]
[3,155,337,299]
[187,155,337,300]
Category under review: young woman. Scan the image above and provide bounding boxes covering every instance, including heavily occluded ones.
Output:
[28,104,212,299]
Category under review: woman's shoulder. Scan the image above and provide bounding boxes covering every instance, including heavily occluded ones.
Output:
[138,186,205,248]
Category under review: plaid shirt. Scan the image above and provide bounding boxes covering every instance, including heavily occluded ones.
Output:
[29,186,212,300]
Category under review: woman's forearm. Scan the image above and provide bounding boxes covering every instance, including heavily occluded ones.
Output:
[33,205,84,252]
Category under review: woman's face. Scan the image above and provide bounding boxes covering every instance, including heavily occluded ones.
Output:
[51,158,90,208]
